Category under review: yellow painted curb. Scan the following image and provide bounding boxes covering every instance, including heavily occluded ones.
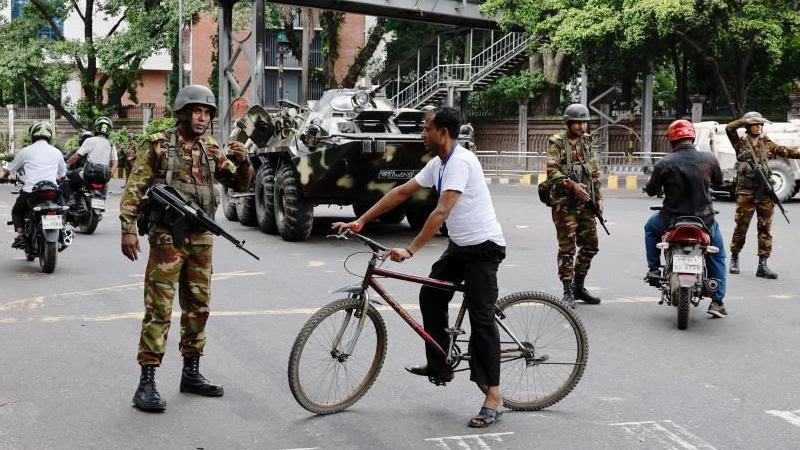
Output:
[607,175,619,190]
[625,175,637,190]
[537,173,547,185]
[521,174,533,185]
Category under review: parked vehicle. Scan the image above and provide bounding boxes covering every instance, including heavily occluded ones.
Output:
[695,120,800,201]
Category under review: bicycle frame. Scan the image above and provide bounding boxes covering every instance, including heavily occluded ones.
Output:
[336,250,527,367]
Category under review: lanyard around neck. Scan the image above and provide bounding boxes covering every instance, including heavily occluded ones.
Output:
[436,146,458,194]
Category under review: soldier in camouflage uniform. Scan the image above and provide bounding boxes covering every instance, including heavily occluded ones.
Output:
[546,104,603,308]
[120,85,253,412]
[122,133,138,180]
[726,111,800,279]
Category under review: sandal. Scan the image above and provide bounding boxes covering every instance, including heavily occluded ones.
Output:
[468,406,503,428]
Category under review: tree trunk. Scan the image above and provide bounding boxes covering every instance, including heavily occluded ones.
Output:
[321,11,342,89]
[341,18,387,88]
[529,50,569,116]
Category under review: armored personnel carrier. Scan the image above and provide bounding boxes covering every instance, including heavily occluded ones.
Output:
[221,82,466,241]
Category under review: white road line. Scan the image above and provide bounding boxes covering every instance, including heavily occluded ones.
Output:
[0,270,264,311]
[766,410,800,427]
[425,432,514,450]
[611,420,716,449]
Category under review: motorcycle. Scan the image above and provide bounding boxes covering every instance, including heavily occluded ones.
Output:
[64,175,107,234]
[7,180,74,273]
[646,207,720,330]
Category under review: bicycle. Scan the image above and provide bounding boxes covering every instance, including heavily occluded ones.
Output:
[288,231,589,415]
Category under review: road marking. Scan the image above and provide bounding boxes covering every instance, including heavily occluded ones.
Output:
[0,270,264,311]
[766,410,800,427]
[0,301,451,324]
[425,432,513,450]
[611,420,716,449]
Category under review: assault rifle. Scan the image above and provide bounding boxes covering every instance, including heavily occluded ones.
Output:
[749,160,789,224]
[144,184,260,260]
[567,170,610,235]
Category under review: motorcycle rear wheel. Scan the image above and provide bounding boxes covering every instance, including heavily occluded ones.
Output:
[676,287,691,330]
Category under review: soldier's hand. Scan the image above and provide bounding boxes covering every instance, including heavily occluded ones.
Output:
[226,141,248,163]
[331,220,363,235]
[386,248,412,262]
[121,233,141,261]
[572,182,591,202]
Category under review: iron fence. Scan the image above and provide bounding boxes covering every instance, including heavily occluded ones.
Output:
[475,150,667,178]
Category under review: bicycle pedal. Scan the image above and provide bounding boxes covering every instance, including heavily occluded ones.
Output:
[428,376,449,387]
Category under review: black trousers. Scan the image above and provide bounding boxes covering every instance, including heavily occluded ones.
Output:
[420,239,506,386]
[11,192,34,230]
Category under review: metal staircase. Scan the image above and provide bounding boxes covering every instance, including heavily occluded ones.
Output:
[391,32,537,109]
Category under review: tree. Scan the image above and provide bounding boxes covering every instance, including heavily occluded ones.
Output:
[483,0,800,118]
[0,0,209,130]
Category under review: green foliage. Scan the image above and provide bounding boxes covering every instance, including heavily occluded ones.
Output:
[0,0,211,129]
[482,0,800,117]
[136,117,176,146]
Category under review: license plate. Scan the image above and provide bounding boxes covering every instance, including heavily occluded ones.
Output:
[673,255,703,274]
[91,198,105,209]
[41,215,63,230]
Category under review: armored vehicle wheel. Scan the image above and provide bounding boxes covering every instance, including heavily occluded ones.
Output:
[379,208,405,224]
[255,162,278,234]
[767,159,795,202]
[219,186,238,222]
[236,195,258,227]
[275,162,313,241]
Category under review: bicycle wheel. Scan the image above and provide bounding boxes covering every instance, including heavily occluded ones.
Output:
[288,297,387,414]
[492,291,588,411]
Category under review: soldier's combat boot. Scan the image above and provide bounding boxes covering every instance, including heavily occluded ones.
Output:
[729,253,740,274]
[562,281,576,309]
[573,276,601,304]
[132,365,166,412]
[756,256,778,279]
[180,355,224,397]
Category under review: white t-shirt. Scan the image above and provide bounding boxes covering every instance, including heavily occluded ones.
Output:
[77,136,117,166]
[414,145,505,247]
[5,140,67,192]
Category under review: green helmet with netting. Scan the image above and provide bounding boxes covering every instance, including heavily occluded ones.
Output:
[94,116,113,136]
[29,121,54,143]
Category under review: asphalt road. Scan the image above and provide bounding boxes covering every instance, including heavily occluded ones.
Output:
[1,181,800,449]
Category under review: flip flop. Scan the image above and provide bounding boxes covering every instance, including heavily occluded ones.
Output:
[468,406,503,428]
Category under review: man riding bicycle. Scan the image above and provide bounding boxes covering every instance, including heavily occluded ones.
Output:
[333,106,506,428]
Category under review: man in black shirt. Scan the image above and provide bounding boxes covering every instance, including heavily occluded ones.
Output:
[643,120,728,318]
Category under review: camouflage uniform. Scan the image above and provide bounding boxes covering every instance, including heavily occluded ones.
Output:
[120,128,252,366]
[726,120,800,257]
[546,132,602,282]
[122,139,138,180]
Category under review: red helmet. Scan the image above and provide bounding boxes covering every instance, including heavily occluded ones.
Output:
[667,120,695,142]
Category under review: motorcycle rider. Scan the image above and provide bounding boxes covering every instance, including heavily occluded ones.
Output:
[63,117,118,209]
[0,121,67,248]
[643,119,728,318]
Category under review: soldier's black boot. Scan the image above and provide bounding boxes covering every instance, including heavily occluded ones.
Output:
[180,355,224,397]
[132,365,166,412]
[756,256,778,279]
[729,253,740,274]
[562,281,576,309]
[573,276,601,304]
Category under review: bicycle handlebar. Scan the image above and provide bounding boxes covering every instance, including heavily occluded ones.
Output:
[328,230,389,253]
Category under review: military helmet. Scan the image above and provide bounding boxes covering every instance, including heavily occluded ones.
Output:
[173,85,217,115]
[94,116,113,136]
[28,121,54,143]
[563,103,591,123]
[78,131,94,146]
